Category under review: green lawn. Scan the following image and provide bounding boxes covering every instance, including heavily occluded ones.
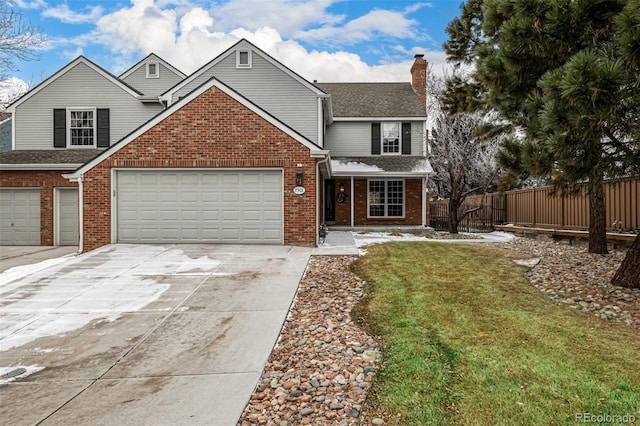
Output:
[351,243,640,426]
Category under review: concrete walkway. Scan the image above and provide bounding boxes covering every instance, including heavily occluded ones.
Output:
[0,244,311,426]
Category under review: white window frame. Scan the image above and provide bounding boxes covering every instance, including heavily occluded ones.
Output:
[67,108,96,148]
[236,50,252,69]
[146,61,160,78]
[381,122,401,155]
[367,179,405,218]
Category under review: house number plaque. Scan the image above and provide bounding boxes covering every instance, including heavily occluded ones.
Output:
[293,186,306,195]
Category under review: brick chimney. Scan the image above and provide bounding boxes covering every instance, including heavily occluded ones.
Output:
[411,54,428,113]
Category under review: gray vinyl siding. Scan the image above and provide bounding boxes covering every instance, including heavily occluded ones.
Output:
[14,61,164,150]
[121,62,184,96]
[0,118,11,152]
[326,121,425,157]
[171,53,319,144]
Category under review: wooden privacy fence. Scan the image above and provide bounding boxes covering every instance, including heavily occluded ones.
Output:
[429,176,639,232]
[505,177,640,231]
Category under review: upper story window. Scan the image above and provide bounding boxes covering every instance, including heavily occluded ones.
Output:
[236,50,252,69]
[68,109,95,147]
[146,62,159,78]
[54,108,109,149]
[371,122,412,155]
[382,122,400,154]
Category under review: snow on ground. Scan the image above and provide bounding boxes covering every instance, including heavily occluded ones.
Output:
[0,365,44,384]
[351,231,516,255]
[0,245,223,352]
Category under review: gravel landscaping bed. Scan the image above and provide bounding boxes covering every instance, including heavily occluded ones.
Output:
[238,256,379,426]
[238,236,638,426]
[496,236,640,329]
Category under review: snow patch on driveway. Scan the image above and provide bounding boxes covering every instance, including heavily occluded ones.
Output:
[0,245,223,352]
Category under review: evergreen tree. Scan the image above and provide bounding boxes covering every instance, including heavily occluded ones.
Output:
[444,0,640,286]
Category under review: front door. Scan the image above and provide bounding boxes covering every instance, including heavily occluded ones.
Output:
[325,179,335,223]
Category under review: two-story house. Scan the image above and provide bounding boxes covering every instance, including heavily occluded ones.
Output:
[0,39,431,252]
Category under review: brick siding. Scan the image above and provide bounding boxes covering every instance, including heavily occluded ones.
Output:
[81,85,317,252]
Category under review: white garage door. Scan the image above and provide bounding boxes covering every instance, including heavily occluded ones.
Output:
[56,188,79,246]
[0,188,41,245]
[116,170,283,244]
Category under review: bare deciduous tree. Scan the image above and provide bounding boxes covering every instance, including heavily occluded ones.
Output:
[0,1,44,106]
[428,75,501,233]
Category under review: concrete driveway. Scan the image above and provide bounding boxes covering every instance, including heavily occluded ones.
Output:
[0,244,311,426]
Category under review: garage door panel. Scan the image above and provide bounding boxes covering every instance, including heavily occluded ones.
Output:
[222,174,241,185]
[117,170,282,244]
[202,191,219,202]
[0,189,41,245]
[201,174,219,184]
[182,191,199,203]
[242,210,261,221]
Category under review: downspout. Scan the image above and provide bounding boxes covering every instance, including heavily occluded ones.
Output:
[316,154,331,246]
[77,174,84,254]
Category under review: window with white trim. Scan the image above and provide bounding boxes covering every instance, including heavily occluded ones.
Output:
[382,122,401,154]
[368,179,404,217]
[68,109,96,147]
[236,50,252,68]
[146,62,159,78]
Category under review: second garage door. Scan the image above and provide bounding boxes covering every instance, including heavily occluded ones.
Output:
[116,170,283,244]
[0,188,41,245]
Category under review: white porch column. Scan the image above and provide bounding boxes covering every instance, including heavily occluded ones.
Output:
[350,176,355,228]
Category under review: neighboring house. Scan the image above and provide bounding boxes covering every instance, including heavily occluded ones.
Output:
[0,112,11,152]
[0,39,431,251]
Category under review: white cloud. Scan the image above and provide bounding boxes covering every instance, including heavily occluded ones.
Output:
[208,0,342,36]
[45,0,452,82]
[42,4,104,24]
[12,0,47,9]
[295,9,419,44]
[94,0,179,57]
[0,77,30,105]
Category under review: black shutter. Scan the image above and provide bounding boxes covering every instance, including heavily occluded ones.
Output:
[97,109,110,148]
[371,122,381,155]
[53,109,66,148]
[402,122,411,155]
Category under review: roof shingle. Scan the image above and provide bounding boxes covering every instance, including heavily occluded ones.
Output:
[0,149,104,165]
[316,82,425,118]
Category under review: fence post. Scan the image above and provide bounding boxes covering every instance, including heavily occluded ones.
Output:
[533,187,537,227]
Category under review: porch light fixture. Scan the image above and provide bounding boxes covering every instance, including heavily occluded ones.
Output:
[296,171,303,186]
[339,184,345,193]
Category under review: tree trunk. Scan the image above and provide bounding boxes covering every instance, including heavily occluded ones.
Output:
[448,198,460,234]
[588,174,608,254]
[611,235,640,288]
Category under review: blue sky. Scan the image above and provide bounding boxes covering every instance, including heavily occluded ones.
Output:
[5,0,463,96]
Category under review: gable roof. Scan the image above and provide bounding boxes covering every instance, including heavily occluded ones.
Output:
[119,52,186,80]
[66,76,325,180]
[7,56,142,113]
[316,82,425,118]
[161,38,327,103]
